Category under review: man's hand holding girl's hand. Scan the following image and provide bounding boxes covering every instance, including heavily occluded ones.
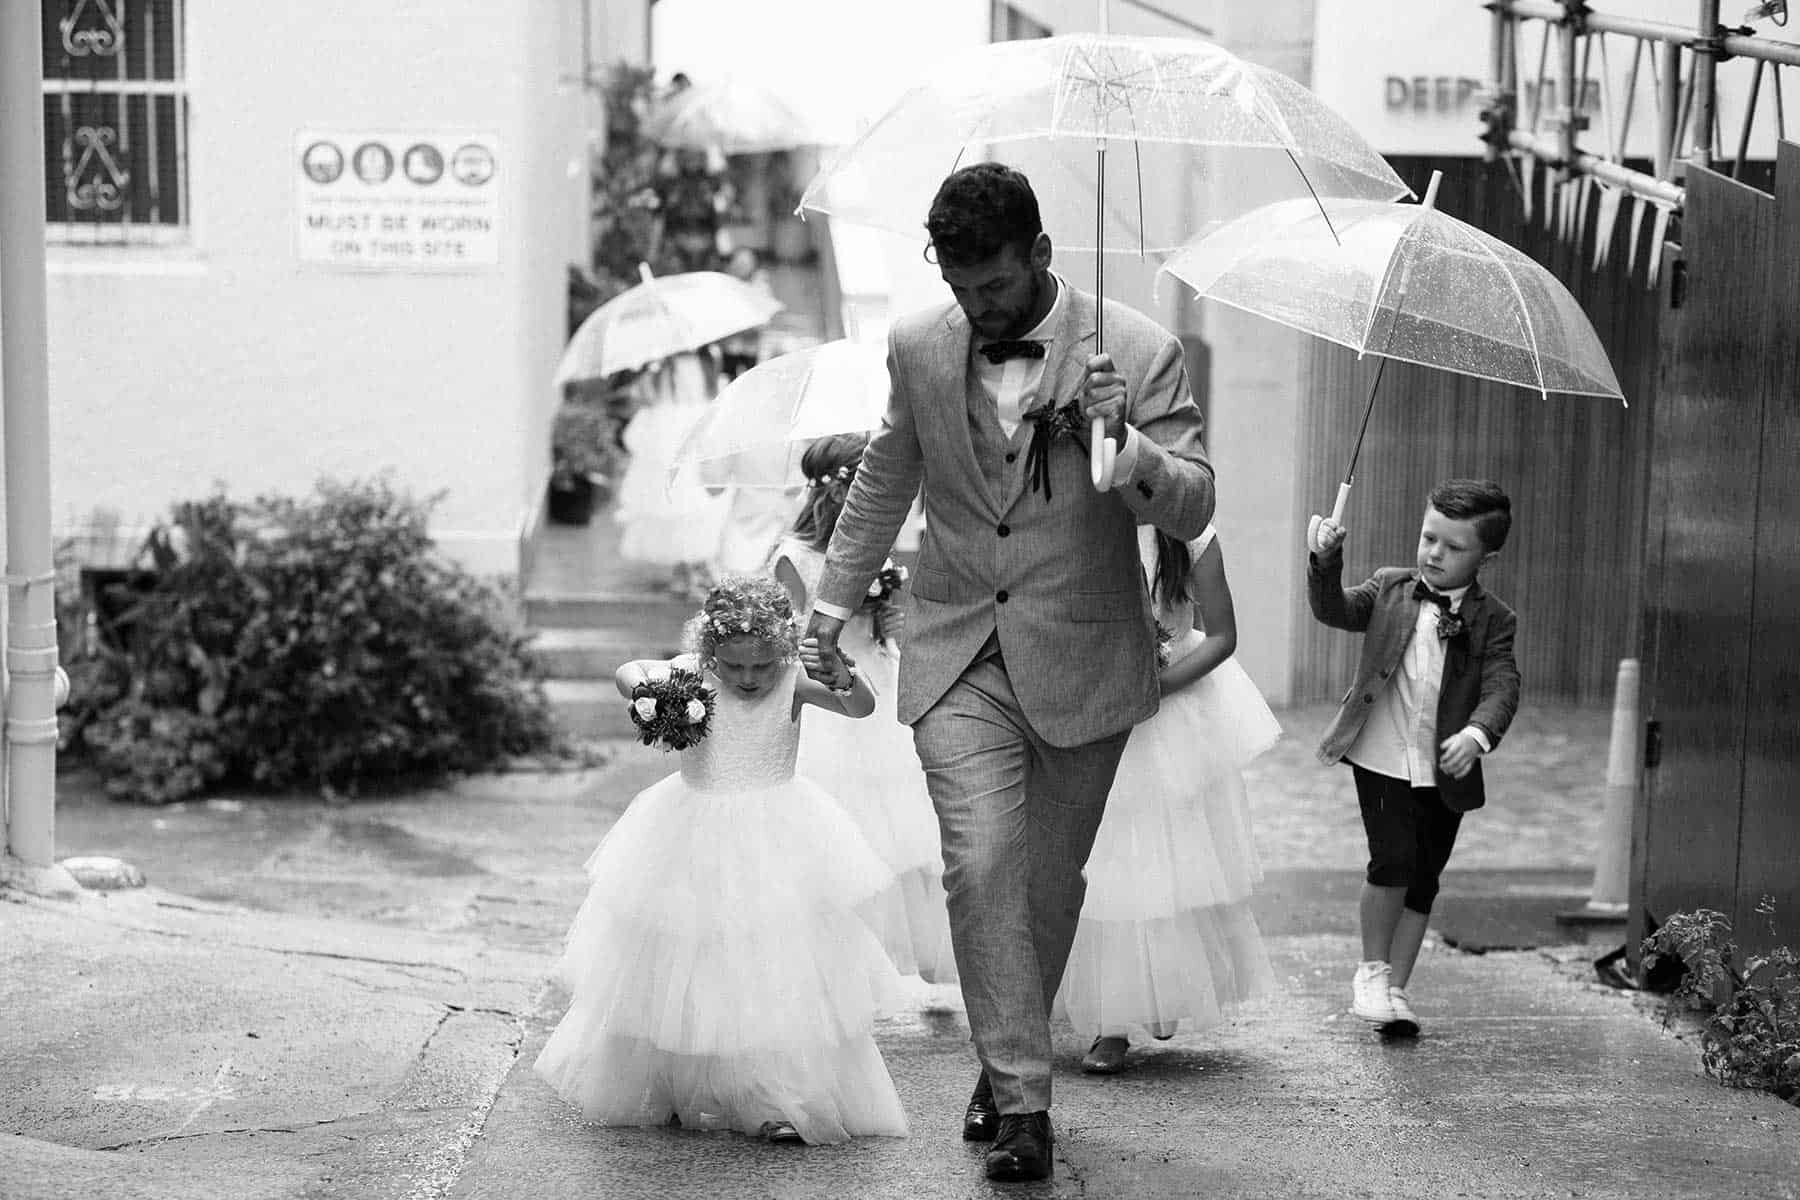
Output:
[800,635,857,693]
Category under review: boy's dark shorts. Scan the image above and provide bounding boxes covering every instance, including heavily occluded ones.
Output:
[1350,763,1463,913]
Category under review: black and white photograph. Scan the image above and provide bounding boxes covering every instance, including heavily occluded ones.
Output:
[3,1,1798,1197]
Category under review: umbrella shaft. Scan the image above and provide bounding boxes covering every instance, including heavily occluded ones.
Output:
[1344,354,1389,482]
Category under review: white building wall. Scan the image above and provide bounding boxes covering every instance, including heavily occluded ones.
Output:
[45,0,591,576]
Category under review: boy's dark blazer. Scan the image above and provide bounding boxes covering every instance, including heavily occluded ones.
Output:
[1307,550,1521,812]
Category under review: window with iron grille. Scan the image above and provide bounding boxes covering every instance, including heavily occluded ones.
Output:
[40,0,189,244]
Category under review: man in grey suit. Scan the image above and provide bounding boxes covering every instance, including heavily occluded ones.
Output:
[802,163,1214,1182]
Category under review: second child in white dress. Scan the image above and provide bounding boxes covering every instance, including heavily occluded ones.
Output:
[1055,525,1281,1074]
[534,577,909,1146]
[771,434,959,991]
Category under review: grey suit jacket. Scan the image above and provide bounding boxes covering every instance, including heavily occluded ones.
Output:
[1308,552,1522,812]
[814,283,1215,747]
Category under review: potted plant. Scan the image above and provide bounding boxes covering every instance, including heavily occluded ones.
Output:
[547,399,617,526]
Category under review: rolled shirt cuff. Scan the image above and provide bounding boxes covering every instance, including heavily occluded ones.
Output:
[1107,425,1142,488]
[1460,724,1493,754]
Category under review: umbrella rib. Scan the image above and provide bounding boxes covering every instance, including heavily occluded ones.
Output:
[1467,225,1550,396]
[1359,222,1420,352]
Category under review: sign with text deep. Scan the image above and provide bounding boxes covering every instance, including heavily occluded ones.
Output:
[295,131,500,270]
[1312,0,1797,159]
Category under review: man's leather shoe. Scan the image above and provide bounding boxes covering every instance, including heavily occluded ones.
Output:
[962,1071,998,1142]
[984,1111,1053,1182]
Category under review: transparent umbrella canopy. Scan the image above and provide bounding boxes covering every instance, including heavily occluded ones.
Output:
[553,265,785,388]
[798,33,1410,256]
[798,29,1410,488]
[1158,171,1625,535]
[671,339,888,489]
[644,77,843,154]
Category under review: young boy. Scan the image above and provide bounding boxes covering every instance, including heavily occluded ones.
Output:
[1307,479,1521,1036]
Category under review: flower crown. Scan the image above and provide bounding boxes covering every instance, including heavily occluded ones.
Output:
[688,577,800,659]
[806,463,855,490]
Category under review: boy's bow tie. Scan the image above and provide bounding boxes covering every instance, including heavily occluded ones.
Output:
[978,339,1047,364]
[1412,580,1454,609]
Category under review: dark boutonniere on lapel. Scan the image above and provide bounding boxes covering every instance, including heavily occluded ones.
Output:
[1436,609,1468,642]
[1021,401,1089,501]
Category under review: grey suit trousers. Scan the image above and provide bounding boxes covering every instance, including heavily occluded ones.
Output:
[911,647,1129,1114]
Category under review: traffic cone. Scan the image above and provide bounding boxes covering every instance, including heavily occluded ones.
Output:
[1557,658,1639,925]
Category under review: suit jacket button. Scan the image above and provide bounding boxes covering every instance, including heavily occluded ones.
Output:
[1005,451,1018,463]
[1361,693,1373,703]
[996,590,1009,603]
[997,523,1010,537]
[1137,482,1154,498]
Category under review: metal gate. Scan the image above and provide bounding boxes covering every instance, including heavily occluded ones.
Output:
[1634,142,1800,955]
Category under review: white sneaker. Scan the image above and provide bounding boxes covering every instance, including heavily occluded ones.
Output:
[1350,961,1395,1023]
[1383,986,1420,1037]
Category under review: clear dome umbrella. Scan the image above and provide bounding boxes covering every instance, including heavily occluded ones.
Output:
[1158,171,1625,545]
[798,19,1408,490]
[553,264,784,388]
[670,339,889,490]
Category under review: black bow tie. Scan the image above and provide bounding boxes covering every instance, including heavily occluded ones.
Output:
[1412,580,1454,609]
[978,339,1047,365]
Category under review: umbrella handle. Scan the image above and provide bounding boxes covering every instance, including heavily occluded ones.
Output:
[1306,483,1353,554]
[1090,423,1117,487]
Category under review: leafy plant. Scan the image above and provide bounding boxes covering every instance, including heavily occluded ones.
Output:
[1642,898,1800,1105]
[59,477,563,802]
[551,400,620,492]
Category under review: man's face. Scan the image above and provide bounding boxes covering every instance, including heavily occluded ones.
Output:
[937,235,1050,341]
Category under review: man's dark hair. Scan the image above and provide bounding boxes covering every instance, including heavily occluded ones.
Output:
[1428,478,1513,552]
[925,163,1042,265]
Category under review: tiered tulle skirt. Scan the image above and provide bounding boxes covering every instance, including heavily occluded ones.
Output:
[1057,653,1282,1039]
[796,643,957,984]
[534,771,910,1144]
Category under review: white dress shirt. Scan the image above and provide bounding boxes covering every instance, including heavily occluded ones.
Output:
[1345,583,1491,786]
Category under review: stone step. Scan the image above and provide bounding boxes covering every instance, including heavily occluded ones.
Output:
[543,679,635,740]
[523,590,694,634]
[527,627,682,681]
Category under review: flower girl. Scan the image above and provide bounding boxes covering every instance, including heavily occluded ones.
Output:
[534,577,909,1145]
[1055,524,1281,1074]
[770,433,957,989]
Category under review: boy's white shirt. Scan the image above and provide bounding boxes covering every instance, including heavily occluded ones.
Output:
[1345,584,1492,785]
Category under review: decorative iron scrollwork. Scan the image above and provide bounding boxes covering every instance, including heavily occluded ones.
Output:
[67,126,129,212]
[60,0,127,58]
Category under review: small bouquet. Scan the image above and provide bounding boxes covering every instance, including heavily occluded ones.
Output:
[1155,623,1176,670]
[628,666,714,751]
[862,558,910,645]
[1022,401,1090,501]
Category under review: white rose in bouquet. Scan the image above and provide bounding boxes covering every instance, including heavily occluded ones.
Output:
[633,696,660,721]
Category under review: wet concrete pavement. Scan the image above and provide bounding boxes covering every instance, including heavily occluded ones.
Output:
[9,698,1800,1198]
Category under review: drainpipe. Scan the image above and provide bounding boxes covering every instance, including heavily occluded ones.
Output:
[0,2,77,897]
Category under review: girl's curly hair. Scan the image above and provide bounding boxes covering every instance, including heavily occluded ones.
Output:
[684,575,800,662]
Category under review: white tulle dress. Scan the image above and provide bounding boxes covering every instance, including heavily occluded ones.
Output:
[614,354,729,566]
[534,661,909,1144]
[772,536,957,985]
[1055,525,1282,1040]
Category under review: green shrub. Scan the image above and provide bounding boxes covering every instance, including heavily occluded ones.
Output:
[1643,899,1800,1106]
[61,478,561,802]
